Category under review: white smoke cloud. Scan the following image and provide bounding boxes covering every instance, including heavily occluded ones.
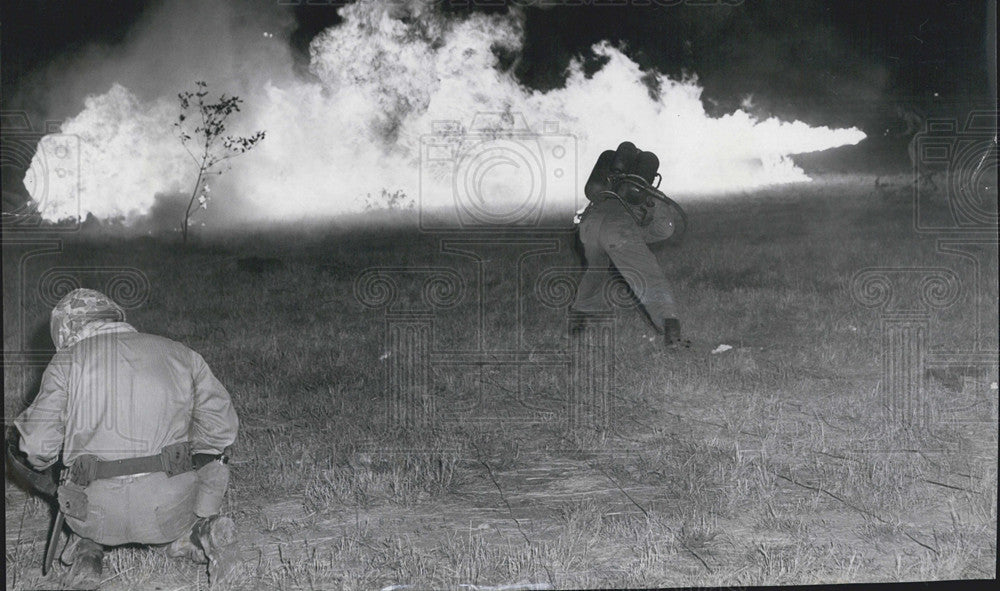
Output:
[25,0,865,225]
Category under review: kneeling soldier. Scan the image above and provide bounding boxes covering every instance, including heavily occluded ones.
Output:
[13,288,240,589]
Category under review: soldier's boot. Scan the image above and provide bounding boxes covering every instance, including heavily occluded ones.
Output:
[663,318,691,349]
[663,318,681,345]
[61,537,103,590]
[61,533,83,565]
[165,527,208,564]
[193,515,239,587]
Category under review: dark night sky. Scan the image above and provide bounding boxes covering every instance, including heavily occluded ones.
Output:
[1,0,995,130]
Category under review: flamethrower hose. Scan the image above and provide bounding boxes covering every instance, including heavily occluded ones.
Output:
[597,190,649,226]
[602,175,689,243]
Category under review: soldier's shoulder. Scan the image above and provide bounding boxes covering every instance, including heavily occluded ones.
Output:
[129,332,196,353]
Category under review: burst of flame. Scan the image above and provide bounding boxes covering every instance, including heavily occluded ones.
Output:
[25,0,865,225]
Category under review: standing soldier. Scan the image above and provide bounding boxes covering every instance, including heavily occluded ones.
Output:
[897,103,923,163]
[12,288,240,588]
[571,142,687,347]
[894,102,937,188]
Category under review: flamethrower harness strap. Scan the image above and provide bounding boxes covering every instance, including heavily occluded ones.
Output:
[598,191,649,226]
[67,442,227,487]
[598,173,673,227]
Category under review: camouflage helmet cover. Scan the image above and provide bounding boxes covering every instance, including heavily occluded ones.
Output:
[50,288,127,351]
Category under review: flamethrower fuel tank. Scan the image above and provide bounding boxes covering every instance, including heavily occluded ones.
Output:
[584,150,616,202]
[584,141,662,205]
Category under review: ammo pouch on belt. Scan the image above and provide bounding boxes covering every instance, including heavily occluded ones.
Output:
[162,441,194,477]
[60,442,220,518]
[67,442,194,488]
[57,481,89,520]
[60,442,229,521]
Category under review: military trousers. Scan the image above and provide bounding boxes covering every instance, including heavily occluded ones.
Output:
[64,462,229,547]
[572,199,678,330]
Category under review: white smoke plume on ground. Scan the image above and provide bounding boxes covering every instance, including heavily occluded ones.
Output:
[24,0,865,226]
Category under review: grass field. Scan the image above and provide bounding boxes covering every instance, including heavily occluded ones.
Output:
[4,171,997,589]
